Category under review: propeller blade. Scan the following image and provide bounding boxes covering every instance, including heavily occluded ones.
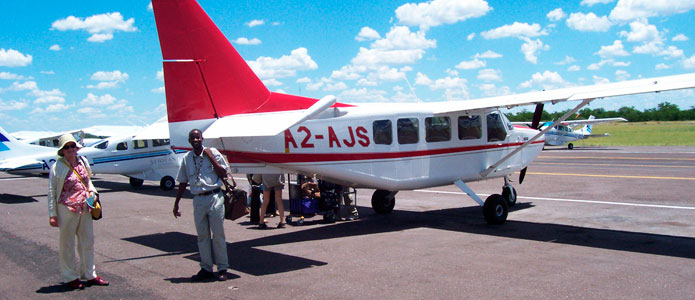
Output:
[519,167,527,184]
[531,103,544,129]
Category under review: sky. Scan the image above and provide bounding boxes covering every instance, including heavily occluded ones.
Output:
[1,0,694,134]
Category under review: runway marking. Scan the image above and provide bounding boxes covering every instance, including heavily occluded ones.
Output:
[538,155,695,161]
[532,162,695,169]
[523,171,695,181]
[413,189,695,210]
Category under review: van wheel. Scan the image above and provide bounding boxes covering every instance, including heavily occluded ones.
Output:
[160,176,175,190]
[129,177,144,188]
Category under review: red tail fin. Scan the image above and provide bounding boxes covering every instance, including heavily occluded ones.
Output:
[153,0,273,122]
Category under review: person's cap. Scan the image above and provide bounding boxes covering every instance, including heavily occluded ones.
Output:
[57,133,82,156]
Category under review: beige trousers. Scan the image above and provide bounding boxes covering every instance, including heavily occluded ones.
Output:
[57,204,97,282]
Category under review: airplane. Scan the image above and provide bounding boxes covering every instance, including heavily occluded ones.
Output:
[515,115,628,149]
[11,125,143,147]
[151,0,695,224]
[0,123,184,190]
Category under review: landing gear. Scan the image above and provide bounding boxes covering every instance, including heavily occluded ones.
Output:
[502,176,517,207]
[129,177,144,188]
[371,190,396,214]
[483,194,508,225]
[160,176,175,190]
[568,143,574,150]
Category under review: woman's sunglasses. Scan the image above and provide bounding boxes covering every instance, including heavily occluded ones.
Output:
[63,144,78,150]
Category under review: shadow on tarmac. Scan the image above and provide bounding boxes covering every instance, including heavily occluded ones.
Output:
[0,193,39,204]
[118,202,694,277]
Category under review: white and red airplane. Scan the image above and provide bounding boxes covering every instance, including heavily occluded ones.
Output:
[151,0,695,224]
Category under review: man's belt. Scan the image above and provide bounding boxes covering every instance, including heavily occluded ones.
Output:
[197,188,221,196]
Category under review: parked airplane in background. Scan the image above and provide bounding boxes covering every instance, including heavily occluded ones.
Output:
[0,124,183,190]
[11,125,143,148]
[151,0,695,224]
[515,116,628,149]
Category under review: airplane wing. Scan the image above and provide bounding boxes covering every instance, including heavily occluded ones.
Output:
[563,117,627,126]
[428,73,695,114]
[0,158,43,171]
[131,118,170,140]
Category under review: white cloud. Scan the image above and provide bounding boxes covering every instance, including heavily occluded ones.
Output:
[609,1,695,21]
[77,107,101,114]
[34,95,66,104]
[296,77,311,83]
[41,70,55,75]
[51,12,137,42]
[81,93,117,106]
[371,26,436,50]
[0,99,28,111]
[466,33,475,41]
[592,75,610,84]
[234,37,262,45]
[151,86,165,93]
[547,8,566,21]
[414,72,469,100]
[247,47,318,79]
[619,20,662,43]
[356,27,381,42]
[156,70,163,81]
[475,50,502,59]
[337,88,388,102]
[44,103,71,113]
[477,69,501,81]
[566,12,612,32]
[0,49,32,67]
[596,40,629,58]
[246,19,265,27]
[568,65,581,71]
[519,71,567,89]
[0,72,28,80]
[49,44,61,51]
[481,22,547,39]
[478,83,511,97]
[520,37,549,64]
[555,56,576,65]
[455,58,485,70]
[672,34,689,42]
[330,65,365,81]
[615,70,630,81]
[263,78,283,86]
[351,26,436,67]
[655,63,670,70]
[395,0,491,28]
[87,70,128,89]
[682,55,695,69]
[5,80,38,92]
[581,0,614,6]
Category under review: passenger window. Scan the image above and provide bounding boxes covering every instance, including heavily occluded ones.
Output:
[152,139,170,147]
[94,141,109,149]
[373,120,392,145]
[458,115,482,140]
[397,118,419,144]
[487,113,507,142]
[425,117,450,142]
[116,142,128,151]
[134,140,148,149]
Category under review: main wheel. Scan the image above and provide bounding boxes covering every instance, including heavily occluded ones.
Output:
[129,177,144,188]
[568,143,574,150]
[160,176,175,190]
[371,190,395,214]
[502,186,517,207]
[483,194,508,225]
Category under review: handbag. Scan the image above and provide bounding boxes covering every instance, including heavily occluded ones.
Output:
[221,176,248,220]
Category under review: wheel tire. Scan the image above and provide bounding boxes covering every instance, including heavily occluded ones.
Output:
[323,210,336,223]
[371,190,395,214]
[568,143,574,150]
[160,176,175,191]
[502,186,517,207]
[129,177,144,188]
[483,194,508,225]
[285,216,292,224]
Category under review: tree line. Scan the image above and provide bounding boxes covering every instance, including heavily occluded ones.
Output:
[506,102,695,122]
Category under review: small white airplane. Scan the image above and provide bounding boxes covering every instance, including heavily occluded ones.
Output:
[516,115,627,149]
[0,123,184,190]
[151,0,695,224]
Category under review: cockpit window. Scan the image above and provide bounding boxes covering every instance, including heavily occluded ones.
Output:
[397,118,419,144]
[487,112,507,142]
[116,141,128,151]
[94,141,108,149]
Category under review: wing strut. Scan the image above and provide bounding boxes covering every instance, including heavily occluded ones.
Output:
[480,98,593,178]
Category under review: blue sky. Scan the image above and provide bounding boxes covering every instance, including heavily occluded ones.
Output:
[1,0,694,133]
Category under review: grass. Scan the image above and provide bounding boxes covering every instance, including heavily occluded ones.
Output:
[572,121,695,146]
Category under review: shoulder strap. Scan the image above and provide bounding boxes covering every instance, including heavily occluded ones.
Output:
[61,158,89,189]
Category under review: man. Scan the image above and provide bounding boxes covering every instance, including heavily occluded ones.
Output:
[173,129,234,281]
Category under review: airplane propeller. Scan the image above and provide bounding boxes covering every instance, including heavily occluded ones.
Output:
[520,103,544,184]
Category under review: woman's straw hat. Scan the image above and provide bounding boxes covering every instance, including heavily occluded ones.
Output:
[57,133,82,156]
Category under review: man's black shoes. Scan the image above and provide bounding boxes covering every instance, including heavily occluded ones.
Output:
[191,268,215,281]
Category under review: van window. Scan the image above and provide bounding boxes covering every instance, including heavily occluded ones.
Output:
[397,118,419,144]
[425,117,451,142]
[458,115,482,140]
[487,112,507,142]
[152,139,170,147]
[116,142,128,151]
[373,120,392,145]
[134,140,148,149]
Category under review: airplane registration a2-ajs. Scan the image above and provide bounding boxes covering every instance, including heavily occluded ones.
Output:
[0,126,183,190]
[151,0,695,224]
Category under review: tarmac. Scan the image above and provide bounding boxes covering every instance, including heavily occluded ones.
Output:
[1,146,694,299]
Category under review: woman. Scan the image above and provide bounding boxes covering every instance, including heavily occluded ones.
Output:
[258,174,286,228]
[48,134,109,289]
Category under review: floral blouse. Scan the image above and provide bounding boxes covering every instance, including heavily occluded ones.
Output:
[58,161,90,214]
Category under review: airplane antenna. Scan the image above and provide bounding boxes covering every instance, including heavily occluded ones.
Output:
[403,75,421,103]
